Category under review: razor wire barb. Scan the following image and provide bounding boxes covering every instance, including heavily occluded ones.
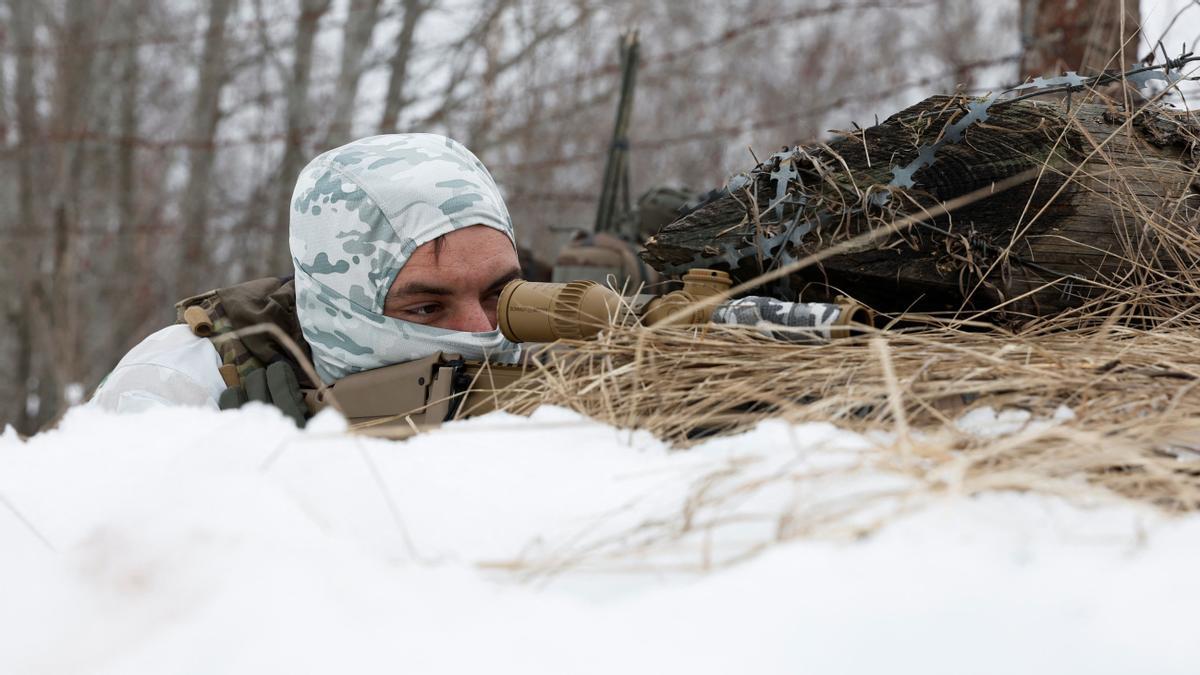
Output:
[656,53,1200,286]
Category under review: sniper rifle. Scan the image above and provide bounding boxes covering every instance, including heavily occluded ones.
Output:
[303,269,868,435]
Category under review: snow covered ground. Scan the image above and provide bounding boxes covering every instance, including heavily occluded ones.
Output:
[2,404,1199,674]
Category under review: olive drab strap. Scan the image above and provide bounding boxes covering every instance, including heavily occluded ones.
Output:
[174,276,315,391]
[176,289,268,386]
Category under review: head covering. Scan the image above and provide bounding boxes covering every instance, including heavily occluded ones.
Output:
[290,133,521,383]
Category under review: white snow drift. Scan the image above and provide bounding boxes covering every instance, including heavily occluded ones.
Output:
[1,403,1198,674]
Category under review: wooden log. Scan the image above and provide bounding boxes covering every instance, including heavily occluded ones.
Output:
[642,95,1200,323]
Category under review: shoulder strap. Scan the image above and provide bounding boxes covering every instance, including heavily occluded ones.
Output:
[174,277,314,389]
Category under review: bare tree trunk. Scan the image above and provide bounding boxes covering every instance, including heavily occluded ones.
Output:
[178,0,236,296]
[117,0,141,259]
[322,0,382,149]
[268,0,332,275]
[1020,0,1139,78]
[109,0,149,366]
[9,0,39,432]
[0,22,8,146]
[115,0,144,300]
[416,0,587,133]
[932,0,983,91]
[44,0,103,418]
[379,0,430,132]
[465,11,506,149]
[1078,0,1140,75]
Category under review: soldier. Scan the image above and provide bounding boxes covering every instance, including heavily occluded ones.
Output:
[91,134,522,425]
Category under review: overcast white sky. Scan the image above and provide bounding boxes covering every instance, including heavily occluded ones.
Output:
[1144,0,1200,51]
[1138,1,1200,106]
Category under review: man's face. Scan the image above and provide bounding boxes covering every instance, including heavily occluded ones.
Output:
[383,225,521,332]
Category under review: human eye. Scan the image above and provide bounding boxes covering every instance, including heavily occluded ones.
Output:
[402,303,441,320]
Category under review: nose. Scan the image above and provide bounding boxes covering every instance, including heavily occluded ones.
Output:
[441,300,494,332]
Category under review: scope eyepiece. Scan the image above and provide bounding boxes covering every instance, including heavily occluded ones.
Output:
[497,279,624,343]
[497,268,735,343]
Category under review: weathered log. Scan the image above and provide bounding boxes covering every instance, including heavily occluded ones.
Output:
[642,95,1200,323]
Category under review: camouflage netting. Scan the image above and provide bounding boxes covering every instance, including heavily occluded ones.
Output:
[642,61,1200,324]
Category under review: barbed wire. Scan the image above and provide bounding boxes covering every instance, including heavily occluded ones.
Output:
[0,127,326,153]
[0,2,939,157]
[0,192,592,240]
[507,192,597,203]
[475,0,931,111]
[0,2,1012,246]
[0,63,681,155]
[0,55,1023,243]
[0,76,774,156]
[0,3,391,57]
[641,54,1024,147]
[0,224,182,239]
[489,53,1021,172]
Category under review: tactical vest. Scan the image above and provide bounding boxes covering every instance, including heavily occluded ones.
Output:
[174,277,315,390]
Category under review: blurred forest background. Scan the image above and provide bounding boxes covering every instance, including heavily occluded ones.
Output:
[0,0,1190,432]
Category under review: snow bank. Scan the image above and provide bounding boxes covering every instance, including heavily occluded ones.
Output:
[1,404,1197,674]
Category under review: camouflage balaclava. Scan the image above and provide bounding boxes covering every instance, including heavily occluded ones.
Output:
[290,133,521,384]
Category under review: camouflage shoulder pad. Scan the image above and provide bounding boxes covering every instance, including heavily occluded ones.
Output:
[172,286,266,379]
[174,289,219,324]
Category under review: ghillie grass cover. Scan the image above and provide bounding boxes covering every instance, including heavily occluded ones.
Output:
[482,61,1200,562]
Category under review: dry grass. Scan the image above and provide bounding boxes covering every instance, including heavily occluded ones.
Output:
[478,83,1200,572]
[502,321,1200,498]
[485,321,1200,574]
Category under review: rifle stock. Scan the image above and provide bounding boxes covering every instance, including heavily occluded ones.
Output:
[303,352,531,437]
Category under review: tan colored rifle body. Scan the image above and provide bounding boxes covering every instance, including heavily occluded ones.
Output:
[304,352,531,438]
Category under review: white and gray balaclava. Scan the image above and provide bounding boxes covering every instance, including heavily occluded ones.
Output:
[290,133,521,384]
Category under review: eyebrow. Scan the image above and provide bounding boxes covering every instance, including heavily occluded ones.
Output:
[390,266,522,298]
[485,268,523,293]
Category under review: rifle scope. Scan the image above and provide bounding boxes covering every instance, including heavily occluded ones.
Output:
[498,269,734,342]
[497,268,869,344]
